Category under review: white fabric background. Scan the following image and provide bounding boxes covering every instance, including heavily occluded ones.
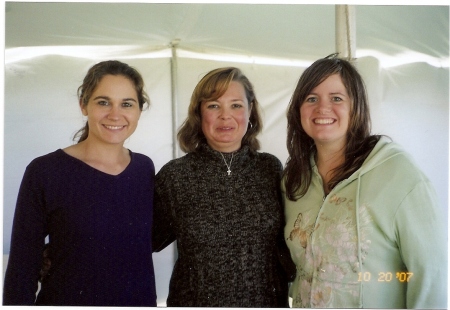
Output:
[4,54,448,305]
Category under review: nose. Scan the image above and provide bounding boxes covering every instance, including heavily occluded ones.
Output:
[219,106,231,119]
[108,105,121,120]
[316,98,331,114]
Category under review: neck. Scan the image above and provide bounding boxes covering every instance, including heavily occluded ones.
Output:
[315,142,345,193]
[315,139,345,164]
[316,146,344,166]
[64,138,130,175]
[208,142,241,153]
[81,139,128,163]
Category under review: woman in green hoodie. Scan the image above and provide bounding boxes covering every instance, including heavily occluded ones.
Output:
[283,54,447,308]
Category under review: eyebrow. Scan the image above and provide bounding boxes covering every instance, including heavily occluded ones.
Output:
[308,92,347,97]
[204,98,245,103]
[330,92,347,96]
[93,96,137,102]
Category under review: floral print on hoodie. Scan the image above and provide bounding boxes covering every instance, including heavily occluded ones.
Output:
[289,198,373,307]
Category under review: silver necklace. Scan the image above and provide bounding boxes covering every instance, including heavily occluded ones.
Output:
[219,152,234,176]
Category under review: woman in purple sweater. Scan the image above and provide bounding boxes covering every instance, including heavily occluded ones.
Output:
[3,60,157,306]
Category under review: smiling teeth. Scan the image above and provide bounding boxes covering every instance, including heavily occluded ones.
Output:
[314,119,334,124]
[105,125,124,130]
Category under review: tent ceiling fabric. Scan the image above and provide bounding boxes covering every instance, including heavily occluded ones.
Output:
[5,3,449,63]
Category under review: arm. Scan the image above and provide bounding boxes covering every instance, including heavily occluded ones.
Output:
[395,179,447,309]
[274,156,296,283]
[271,155,296,306]
[3,164,47,305]
[152,169,176,252]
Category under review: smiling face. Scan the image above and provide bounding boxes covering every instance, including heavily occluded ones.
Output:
[81,74,141,146]
[300,73,351,149]
[201,81,251,153]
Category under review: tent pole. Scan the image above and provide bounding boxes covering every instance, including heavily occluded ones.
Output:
[170,39,180,159]
[335,5,356,61]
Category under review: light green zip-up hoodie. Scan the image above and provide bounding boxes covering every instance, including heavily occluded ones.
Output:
[283,137,447,308]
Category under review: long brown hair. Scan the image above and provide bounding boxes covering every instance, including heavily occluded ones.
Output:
[178,67,262,153]
[283,54,380,200]
[74,60,149,142]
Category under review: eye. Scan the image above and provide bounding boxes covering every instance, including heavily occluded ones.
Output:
[122,101,134,108]
[206,103,219,109]
[332,96,343,102]
[97,100,109,106]
[231,103,243,109]
[305,96,317,103]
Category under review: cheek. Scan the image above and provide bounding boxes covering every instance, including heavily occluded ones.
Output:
[236,109,250,123]
[130,112,141,125]
[237,113,248,124]
[136,110,142,120]
[201,110,215,131]
[299,106,309,126]
[338,106,351,123]
[85,108,99,121]
[122,108,140,120]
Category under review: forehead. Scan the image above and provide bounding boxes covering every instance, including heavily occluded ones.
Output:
[93,75,136,94]
[313,74,347,92]
[96,74,131,86]
[224,81,246,96]
[202,80,247,102]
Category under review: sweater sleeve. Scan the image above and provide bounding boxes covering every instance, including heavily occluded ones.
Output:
[394,179,448,309]
[152,166,176,252]
[3,162,48,305]
[272,156,296,283]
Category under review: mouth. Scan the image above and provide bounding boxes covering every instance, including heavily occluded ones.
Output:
[217,126,234,131]
[103,125,126,130]
[313,118,335,125]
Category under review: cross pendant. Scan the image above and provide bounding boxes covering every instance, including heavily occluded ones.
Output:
[227,169,231,175]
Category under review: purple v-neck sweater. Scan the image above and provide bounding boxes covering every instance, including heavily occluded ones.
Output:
[3,149,157,306]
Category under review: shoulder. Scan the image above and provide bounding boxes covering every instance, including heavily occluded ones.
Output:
[21,150,69,186]
[30,149,64,161]
[367,138,425,178]
[155,155,196,194]
[157,154,190,176]
[253,151,283,170]
[27,149,66,170]
[363,137,408,168]
[131,151,154,165]
[129,151,155,175]
[255,151,281,162]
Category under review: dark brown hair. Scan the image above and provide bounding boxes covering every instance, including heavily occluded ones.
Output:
[283,54,380,200]
[74,60,149,142]
[178,67,262,153]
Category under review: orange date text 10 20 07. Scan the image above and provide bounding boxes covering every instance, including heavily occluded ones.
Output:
[358,272,413,282]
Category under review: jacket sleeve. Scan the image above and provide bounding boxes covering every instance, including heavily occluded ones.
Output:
[394,179,447,309]
[152,168,176,252]
[3,163,47,305]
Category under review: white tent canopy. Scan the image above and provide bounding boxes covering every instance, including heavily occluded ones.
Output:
[5,3,449,63]
[3,2,449,305]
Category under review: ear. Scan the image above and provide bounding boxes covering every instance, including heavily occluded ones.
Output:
[80,99,88,116]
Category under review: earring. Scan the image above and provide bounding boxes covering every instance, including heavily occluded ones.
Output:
[248,120,253,129]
